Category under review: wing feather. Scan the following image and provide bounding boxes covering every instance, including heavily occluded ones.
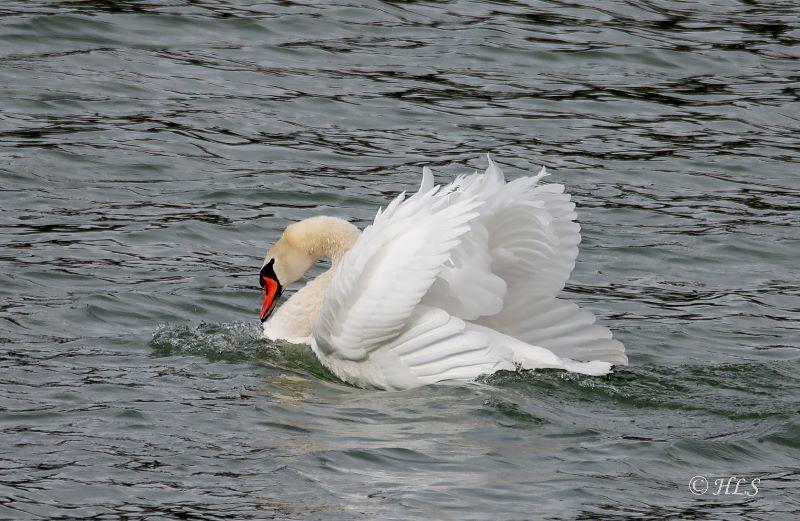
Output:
[311,155,626,388]
[385,306,513,384]
[478,288,628,364]
[312,188,482,362]
[421,157,581,318]
[423,157,626,366]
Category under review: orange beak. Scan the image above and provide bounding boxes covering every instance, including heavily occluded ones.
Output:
[259,260,283,322]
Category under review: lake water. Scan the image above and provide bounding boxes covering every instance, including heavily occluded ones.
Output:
[1,1,799,519]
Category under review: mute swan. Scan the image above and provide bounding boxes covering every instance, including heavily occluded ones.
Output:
[258,155,627,390]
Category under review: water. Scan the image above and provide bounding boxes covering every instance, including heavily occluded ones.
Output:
[1,1,799,518]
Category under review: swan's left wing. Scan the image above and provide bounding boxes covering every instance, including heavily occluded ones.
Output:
[312,186,481,362]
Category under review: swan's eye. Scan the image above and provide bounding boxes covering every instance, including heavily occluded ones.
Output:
[259,259,279,288]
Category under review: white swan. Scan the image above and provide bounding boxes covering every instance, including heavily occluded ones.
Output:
[258,155,627,390]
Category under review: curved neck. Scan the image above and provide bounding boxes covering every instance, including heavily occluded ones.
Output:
[292,216,360,265]
[263,218,359,342]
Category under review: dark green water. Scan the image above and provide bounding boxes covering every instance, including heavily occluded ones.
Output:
[2,1,799,519]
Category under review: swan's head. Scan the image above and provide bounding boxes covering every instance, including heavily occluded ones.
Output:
[259,216,360,322]
[259,224,315,322]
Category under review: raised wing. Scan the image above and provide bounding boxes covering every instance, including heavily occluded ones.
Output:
[420,156,626,365]
[422,156,579,319]
[477,288,627,364]
[312,185,481,362]
[481,156,580,297]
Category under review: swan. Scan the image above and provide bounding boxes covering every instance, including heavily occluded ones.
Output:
[258,155,627,390]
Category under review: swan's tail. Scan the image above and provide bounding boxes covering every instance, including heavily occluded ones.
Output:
[464,322,615,377]
[558,359,613,376]
[508,338,614,376]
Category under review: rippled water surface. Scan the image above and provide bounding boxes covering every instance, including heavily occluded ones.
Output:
[2,1,800,519]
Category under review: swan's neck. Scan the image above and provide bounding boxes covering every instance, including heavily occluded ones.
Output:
[297,216,360,264]
[261,269,334,343]
[263,217,359,342]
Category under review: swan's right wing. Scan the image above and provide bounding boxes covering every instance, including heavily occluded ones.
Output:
[477,288,628,364]
[312,187,481,362]
[477,162,627,364]
[420,157,580,319]
[421,157,626,365]
[484,160,580,297]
